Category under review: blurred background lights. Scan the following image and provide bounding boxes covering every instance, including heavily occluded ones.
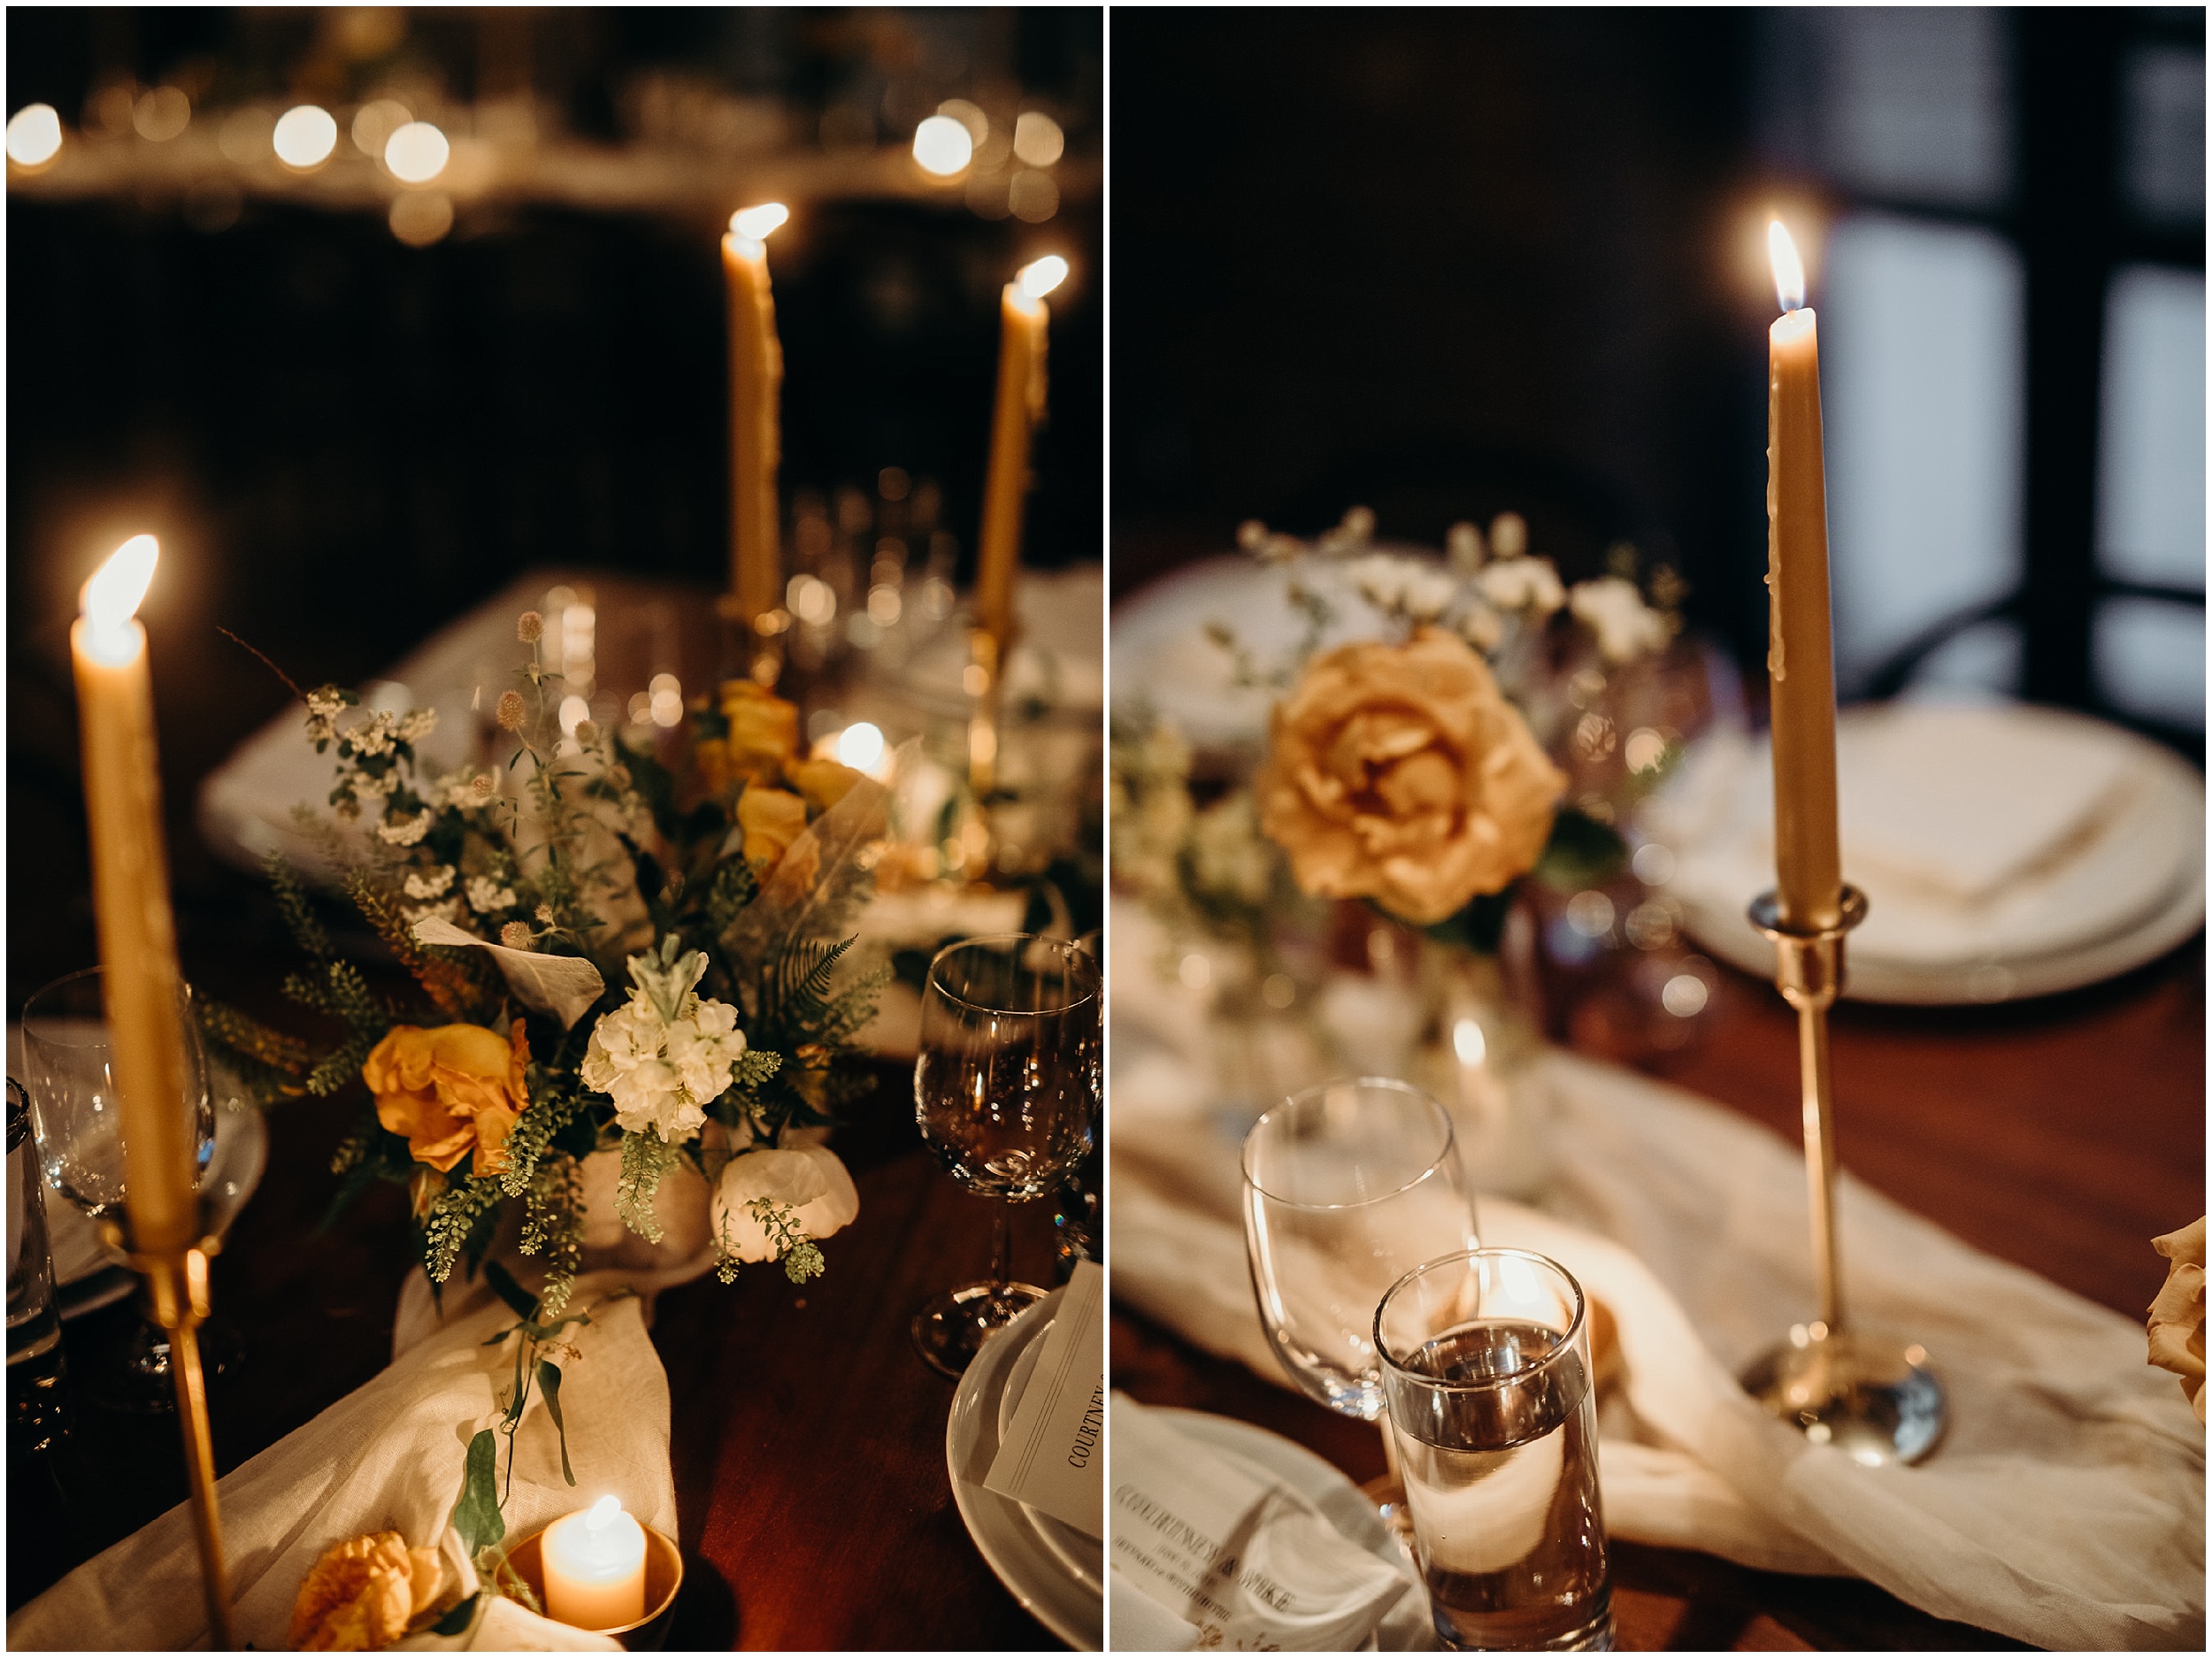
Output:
[834,721,886,771]
[937,98,988,144]
[384,120,449,184]
[218,106,274,165]
[1451,1017,1488,1067]
[1019,254,1070,299]
[273,105,338,170]
[388,191,453,247]
[911,113,972,176]
[1012,111,1064,167]
[558,695,590,736]
[6,104,63,168]
[1008,170,1059,223]
[649,673,684,728]
[1660,973,1711,1018]
[350,98,411,157]
[134,86,192,142]
[730,202,788,241]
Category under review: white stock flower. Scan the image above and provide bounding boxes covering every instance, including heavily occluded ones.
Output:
[397,708,438,744]
[580,945,748,1144]
[467,875,518,914]
[1475,556,1566,617]
[1446,520,1487,571]
[378,810,430,847]
[402,898,465,929]
[352,768,399,801]
[345,711,397,757]
[1455,602,1506,652]
[1570,576,1670,664]
[404,865,456,900]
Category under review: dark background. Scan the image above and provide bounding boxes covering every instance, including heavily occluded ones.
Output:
[1110,7,2204,741]
[7,6,1102,1001]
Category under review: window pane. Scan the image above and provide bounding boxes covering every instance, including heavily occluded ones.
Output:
[2098,265,2206,590]
[2094,597,2205,729]
[1821,213,2025,695]
[2122,43,2206,226]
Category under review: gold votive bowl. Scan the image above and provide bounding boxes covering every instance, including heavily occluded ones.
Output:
[503,1518,685,1650]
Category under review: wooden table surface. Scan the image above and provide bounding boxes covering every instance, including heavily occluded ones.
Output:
[1112,934,2205,1653]
[8,1022,1068,1650]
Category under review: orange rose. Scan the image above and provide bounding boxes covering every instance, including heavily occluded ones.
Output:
[786,756,865,812]
[1256,626,1565,926]
[363,1020,531,1178]
[720,680,800,779]
[738,784,811,873]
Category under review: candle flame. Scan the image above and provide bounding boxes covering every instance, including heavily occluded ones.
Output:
[83,534,159,642]
[730,203,787,242]
[1769,219,1806,313]
[1018,255,1069,301]
[585,1494,622,1532]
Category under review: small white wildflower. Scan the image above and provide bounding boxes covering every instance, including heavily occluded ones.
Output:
[1237,519,1269,552]
[306,687,347,718]
[403,865,456,900]
[345,710,397,758]
[1348,553,1409,612]
[500,921,534,949]
[1401,566,1457,622]
[1570,576,1671,664]
[1489,511,1528,560]
[1475,557,1567,617]
[378,810,430,847]
[396,708,438,744]
[1447,521,1487,572]
[402,898,465,928]
[467,875,518,915]
[1315,505,1376,557]
[352,769,399,801]
[535,903,555,924]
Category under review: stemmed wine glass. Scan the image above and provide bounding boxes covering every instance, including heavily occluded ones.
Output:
[1241,1076,1481,1524]
[20,966,231,1410]
[912,934,1100,1377]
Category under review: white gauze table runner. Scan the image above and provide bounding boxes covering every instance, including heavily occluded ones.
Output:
[1113,965,2204,1649]
[8,1268,677,1651]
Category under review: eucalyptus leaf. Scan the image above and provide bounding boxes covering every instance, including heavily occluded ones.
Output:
[432,1593,480,1636]
[482,1259,540,1322]
[451,1430,505,1554]
[538,1360,575,1486]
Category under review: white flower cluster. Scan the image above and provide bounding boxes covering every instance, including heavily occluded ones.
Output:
[403,865,455,901]
[1476,556,1568,617]
[1569,575,1671,664]
[581,946,748,1143]
[467,875,518,915]
[378,810,430,847]
[1347,554,1458,624]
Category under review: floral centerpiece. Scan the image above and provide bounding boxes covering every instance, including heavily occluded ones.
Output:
[204,610,889,1316]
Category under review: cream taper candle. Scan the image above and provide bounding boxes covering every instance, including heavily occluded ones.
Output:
[725,203,788,629]
[1764,221,1844,933]
[71,534,199,1254]
[973,254,1068,649]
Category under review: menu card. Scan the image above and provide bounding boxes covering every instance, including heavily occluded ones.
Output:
[984,1258,1104,1538]
[1109,1393,1417,1650]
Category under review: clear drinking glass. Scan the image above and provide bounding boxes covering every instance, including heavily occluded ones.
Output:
[912,934,1099,1376]
[8,1078,72,1453]
[21,966,221,1410]
[1376,1248,1613,1652]
[1241,1077,1480,1420]
[1053,928,1103,1279]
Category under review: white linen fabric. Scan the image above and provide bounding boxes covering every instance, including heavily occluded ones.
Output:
[1113,934,2205,1650]
[8,1269,675,1652]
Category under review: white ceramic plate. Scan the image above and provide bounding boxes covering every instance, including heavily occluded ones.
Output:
[946,1290,1103,1650]
[1148,1409,1432,1651]
[1667,704,2206,1003]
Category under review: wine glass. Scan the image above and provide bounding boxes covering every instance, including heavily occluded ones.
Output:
[912,934,1100,1377]
[1241,1076,1480,1524]
[20,966,227,1410]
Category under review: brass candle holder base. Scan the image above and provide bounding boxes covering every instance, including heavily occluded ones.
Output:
[1737,886,1947,1468]
[99,1214,237,1647]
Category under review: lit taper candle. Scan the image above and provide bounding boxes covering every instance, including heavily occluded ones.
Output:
[973,254,1068,649]
[1765,221,1844,933]
[724,203,788,630]
[71,535,199,1253]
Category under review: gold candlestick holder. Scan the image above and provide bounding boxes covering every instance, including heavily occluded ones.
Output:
[1736,885,1947,1466]
[99,1213,237,1648]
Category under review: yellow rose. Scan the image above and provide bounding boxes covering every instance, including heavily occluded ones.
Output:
[362,1020,530,1178]
[288,1530,443,1651]
[1256,625,1565,926]
[720,680,799,779]
[738,784,811,873]
[786,756,865,812]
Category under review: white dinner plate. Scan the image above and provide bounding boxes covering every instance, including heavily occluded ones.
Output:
[1147,1409,1433,1651]
[1665,703,2207,1003]
[946,1290,1103,1650]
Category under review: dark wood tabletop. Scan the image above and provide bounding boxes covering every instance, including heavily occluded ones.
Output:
[1111,934,2206,1653]
[7,978,1069,1650]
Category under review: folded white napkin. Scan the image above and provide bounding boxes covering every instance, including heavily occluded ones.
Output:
[1109,1393,1421,1650]
[1110,923,2205,1649]
[8,1269,676,1651]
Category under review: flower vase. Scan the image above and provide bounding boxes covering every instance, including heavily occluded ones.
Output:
[1413,939,1553,1200]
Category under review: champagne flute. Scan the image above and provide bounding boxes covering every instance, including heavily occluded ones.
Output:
[1241,1076,1480,1523]
[912,934,1099,1377]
